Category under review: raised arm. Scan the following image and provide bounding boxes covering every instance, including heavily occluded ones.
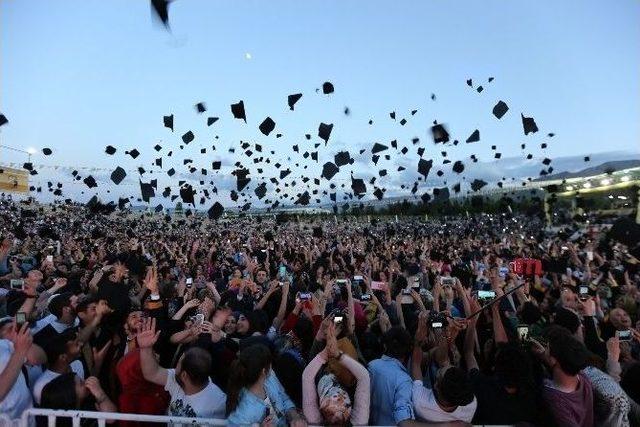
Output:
[136,317,168,386]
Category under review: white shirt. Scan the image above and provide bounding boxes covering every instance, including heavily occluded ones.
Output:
[31,314,79,335]
[32,360,85,405]
[0,339,33,419]
[164,369,226,419]
[412,379,477,423]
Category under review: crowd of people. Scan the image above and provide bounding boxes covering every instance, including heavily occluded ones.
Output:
[1,194,640,427]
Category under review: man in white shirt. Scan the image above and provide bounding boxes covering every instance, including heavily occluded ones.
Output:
[137,317,226,419]
[32,329,84,404]
[412,366,477,423]
[0,320,47,419]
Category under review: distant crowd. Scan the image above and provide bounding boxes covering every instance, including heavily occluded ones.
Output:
[1,195,639,427]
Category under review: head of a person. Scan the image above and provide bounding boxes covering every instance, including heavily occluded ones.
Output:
[76,297,98,325]
[382,327,413,362]
[493,343,534,391]
[227,344,272,414]
[26,269,43,287]
[553,307,583,341]
[41,373,87,411]
[175,347,212,390]
[45,329,82,369]
[125,310,144,336]
[232,268,242,279]
[609,308,632,330]
[620,362,640,405]
[546,325,589,377]
[236,313,251,335]
[434,366,475,408]
[49,292,76,323]
[317,373,352,425]
[224,313,238,335]
[255,269,268,285]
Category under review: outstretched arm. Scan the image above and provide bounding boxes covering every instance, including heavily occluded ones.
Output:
[137,317,168,386]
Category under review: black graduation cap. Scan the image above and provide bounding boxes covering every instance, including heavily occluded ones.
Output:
[311,152,318,161]
[182,131,194,144]
[255,182,267,199]
[155,157,162,168]
[401,147,408,155]
[259,117,276,136]
[542,158,552,166]
[526,154,533,160]
[295,191,311,205]
[111,167,127,185]
[0,114,8,127]
[372,142,388,154]
[207,202,224,220]
[389,112,396,120]
[322,82,334,94]
[433,186,450,201]
[547,133,555,137]
[431,124,450,144]
[334,151,351,167]
[470,179,487,191]
[466,129,480,143]
[195,102,206,113]
[379,169,387,177]
[477,86,484,93]
[83,175,98,188]
[492,101,509,119]
[163,114,173,131]
[541,143,547,149]
[280,169,291,179]
[287,93,303,111]
[318,123,333,143]
[418,159,432,178]
[452,161,464,174]
[495,153,502,159]
[42,148,52,155]
[351,177,367,195]
[521,114,539,135]
[397,166,406,172]
[207,117,219,126]
[179,184,195,206]
[154,204,163,213]
[126,149,140,159]
[584,156,590,162]
[452,183,461,193]
[105,145,117,155]
[343,106,350,116]
[417,147,425,157]
[140,180,155,202]
[466,79,473,87]
[292,145,299,153]
[391,140,398,149]
[400,118,407,126]
[151,0,170,28]
[373,188,384,200]
[321,162,339,180]
[22,162,33,171]
[230,100,246,122]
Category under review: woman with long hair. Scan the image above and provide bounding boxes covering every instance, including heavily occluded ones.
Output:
[226,344,306,426]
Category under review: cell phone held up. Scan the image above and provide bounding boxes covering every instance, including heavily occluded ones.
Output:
[10,279,24,291]
[15,312,27,328]
[616,330,632,342]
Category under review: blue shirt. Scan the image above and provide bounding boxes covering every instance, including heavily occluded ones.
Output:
[227,370,295,426]
[368,355,414,425]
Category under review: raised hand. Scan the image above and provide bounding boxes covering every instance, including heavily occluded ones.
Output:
[9,322,32,356]
[136,317,160,349]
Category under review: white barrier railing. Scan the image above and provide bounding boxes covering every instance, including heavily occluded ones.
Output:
[0,414,20,427]
[20,408,230,427]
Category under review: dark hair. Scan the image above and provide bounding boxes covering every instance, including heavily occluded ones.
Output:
[382,327,413,361]
[49,292,73,318]
[76,295,98,314]
[181,347,212,388]
[494,342,535,391]
[40,372,78,411]
[621,362,640,404]
[547,326,589,375]
[437,366,475,407]
[226,344,271,415]
[44,329,77,367]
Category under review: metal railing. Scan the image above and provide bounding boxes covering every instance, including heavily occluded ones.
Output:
[19,408,229,427]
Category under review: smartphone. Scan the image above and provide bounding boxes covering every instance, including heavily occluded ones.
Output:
[586,251,594,261]
[352,275,364,285]
[298,292,312,301]
[360,293,372,301]
[10,279,24,291]
[440,277,454,287]
[186,277,193,288]
[478,290,496,302]
[15,312,27,328]
[336,279,348,287]
[517,325,530,342]
[192,313,205,327]
[333,316,343,324]
[371,281,387,291]
[578,285,589,301]
[46,255,54,262]
[401,289,412,295]
[278,266,287,278]
[411,277,420,289]
[616,330,632,342]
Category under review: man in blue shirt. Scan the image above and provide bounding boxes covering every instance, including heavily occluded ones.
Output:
[368,327,415,426]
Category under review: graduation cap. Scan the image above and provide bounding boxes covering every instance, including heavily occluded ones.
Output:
[584,156,590,162]
[400,118,407,126]
[397,166,406,172]
[418,158,432,178]
[433,186,450,201]
[417,147,425,157]
[466,79,473,87]
[470,179,487,191]
[111,167,127,185]
[466,129,480,143]
[207,117,219,126]
[0,114,8,127]
[495,153,502,159]
[322,82,334,94]
[105,145,117,155]
[321,162,339,180]
[452,161,464,174]
[541,143,547,149]
[294,191,311,205]
[372,142,388,154]
[182,131,194,144]
[452,183,461,193]
[318,123,333,143]
[311,152,318,161]
[195,102,206,113]
[231,100,246,122]
[151,0,171,28]
[179,184,195,206]
[163,114,173,131]
[547,133,555,137]
[351,177,367,195]
[280,169,291,179]
[155,157,163,168]
[42,148,52,155]
[140,180,155,202]
[521,114,539,135]
[343,106,350,116]
[431,124,450,144]
[83,175,98,189]
[126,149,140,159]
[389,112,396,120]
[477,86,484,93]
[22,162,33,171]
[401,147,408,155]
[259,117,276,136]
[492,101,509,119]
[207,202,224,220]
[526,154,533,160]
[373,187,384,200]
[379,169,387,177]
[542,158,552,166]
[334,151,351,167]
[254,182,267,199]
[286,93,303,111]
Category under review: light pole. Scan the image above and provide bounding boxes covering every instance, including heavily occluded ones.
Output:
[0,145,36,163]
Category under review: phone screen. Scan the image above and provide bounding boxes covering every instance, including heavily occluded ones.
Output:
[15,312,26,327]
[617,330,632,341]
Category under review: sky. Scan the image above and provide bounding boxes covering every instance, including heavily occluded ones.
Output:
[1,0,639,208]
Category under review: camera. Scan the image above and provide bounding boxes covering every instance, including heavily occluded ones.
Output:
[429,312,447,329]
[477,290,496,304]
[186,277,193,288]
[578,285,589,301]
[616,330,632,342]
[15,312,27,328]
[440,277,454,287]
[336,279,348,287]
[360,293,372,301]
[516,325,530,342]
[298,292,312,301]
[10,279,24,290]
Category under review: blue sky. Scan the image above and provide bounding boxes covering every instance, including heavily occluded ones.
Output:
[1,0,639,207]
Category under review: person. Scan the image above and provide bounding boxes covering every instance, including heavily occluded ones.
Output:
[136,317,227,419]
[534,326,594,427]
[227,344,307,427]
[302,322,370,425]
[0,322,46,419]
[32,329,85,404]
[368,327,415,426]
